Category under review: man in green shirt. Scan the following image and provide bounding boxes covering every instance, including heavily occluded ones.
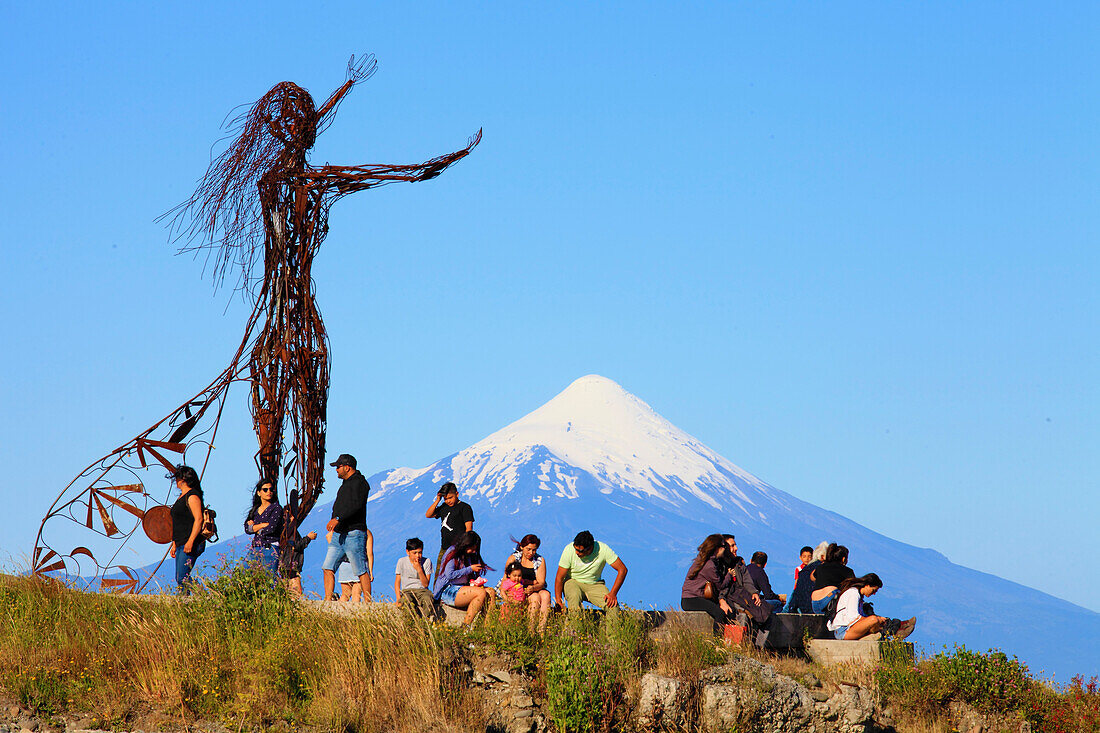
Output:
[554,530,629,614]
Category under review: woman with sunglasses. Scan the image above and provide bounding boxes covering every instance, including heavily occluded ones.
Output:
[244,478,284,575]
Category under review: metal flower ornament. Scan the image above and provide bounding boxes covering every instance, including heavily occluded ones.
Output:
[33,55,480,591]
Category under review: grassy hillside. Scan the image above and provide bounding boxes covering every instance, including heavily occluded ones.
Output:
[1,569,1096,732]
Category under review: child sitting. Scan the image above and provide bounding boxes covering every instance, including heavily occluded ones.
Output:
[500,560,527,620]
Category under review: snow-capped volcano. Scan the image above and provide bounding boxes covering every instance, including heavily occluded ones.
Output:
[378,375,773,516]
[454,375,768,511]
[149,375,1099,681]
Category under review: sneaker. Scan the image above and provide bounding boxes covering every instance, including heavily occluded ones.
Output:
[895,617,917,640]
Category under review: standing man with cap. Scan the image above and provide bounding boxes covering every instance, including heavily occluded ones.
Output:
[424,482,474,578]
[321,453,371,602]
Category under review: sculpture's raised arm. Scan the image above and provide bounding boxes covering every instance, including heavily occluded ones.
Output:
[303,129,482,197]
[316,54,378,128]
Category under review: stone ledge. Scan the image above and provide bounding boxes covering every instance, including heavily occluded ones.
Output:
[805,638,914,666]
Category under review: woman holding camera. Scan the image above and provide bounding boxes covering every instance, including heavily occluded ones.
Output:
[681,534,737,630]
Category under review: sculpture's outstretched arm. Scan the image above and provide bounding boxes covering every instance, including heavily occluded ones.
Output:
[303,129,482,197]
[316,54,378,130]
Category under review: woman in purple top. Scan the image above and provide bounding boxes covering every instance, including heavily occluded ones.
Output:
[244,478,283,575]
[681,534,736,630]
[433,531,496,624]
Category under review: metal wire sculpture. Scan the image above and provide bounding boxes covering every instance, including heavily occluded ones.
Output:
[33,55,480,591]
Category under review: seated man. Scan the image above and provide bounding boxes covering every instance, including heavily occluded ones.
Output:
[743,550,785,612]
[746,551,786,612]
[554,530,628,617]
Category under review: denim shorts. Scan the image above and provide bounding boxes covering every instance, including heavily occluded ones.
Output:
[322,529,368,576]
[833,625,850,640]
[438,584,460,605]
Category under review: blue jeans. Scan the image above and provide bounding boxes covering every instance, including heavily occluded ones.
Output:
[812,589,837,614]
[765,599,784,613]
[248,545,280,575]
[322,529,368,577]
[175,545,203,590]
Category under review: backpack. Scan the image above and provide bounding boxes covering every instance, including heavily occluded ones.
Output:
[823,591,841,622]
[201,507,219,543]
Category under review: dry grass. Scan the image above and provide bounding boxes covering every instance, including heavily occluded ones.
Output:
[0,572,484,732]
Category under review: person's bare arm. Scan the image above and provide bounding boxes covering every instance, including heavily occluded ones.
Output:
[425,494,442,519]
[415,559,430,589]
[554,565,568,607]
[605,559,628,608]
[366,529,375,581]
[183,494,203,554]
[531,560,547,593]
[394,572,402,606]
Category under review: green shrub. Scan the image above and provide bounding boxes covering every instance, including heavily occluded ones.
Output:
[194,559,298,640]
[545,634,612,733]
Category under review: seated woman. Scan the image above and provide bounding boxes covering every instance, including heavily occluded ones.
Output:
[681,534,736,631]
[811,543,855,613]
[503,534,552,634]
[434,531,496,624]
[827,573,917,641]
[785,541,828,613]
[719,534,774,648]
[244,478,283,575]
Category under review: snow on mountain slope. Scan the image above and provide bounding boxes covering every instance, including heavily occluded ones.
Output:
[376,375,780,518]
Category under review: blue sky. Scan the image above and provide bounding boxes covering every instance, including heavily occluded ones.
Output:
[2,4,1098,612]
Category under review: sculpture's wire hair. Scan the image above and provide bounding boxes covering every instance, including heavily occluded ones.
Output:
[163,82,318,296]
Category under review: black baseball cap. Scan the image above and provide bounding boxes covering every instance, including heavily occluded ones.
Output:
[329,453,357,468]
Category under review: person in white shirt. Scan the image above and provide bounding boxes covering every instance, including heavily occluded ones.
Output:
[827,573,916,641]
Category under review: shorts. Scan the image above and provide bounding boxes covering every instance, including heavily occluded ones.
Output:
[833,625,850,640]
[322,529,368,576]
[438,584,460,605]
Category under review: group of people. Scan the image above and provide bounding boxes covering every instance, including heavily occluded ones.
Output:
[680,535,917,645]
[168,458,916,645]
[167,456,630,634]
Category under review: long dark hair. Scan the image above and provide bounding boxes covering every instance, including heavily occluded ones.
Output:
[825,543,849,564]
[169,465,202,494]
[442,531,492,573]
[838,573,882,596]
[687,534,726,580]
[248,477,280,521]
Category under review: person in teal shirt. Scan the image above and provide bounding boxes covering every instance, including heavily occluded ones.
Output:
[554,530,629,614]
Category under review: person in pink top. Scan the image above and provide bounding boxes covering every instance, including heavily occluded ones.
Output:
[500,561,527,621]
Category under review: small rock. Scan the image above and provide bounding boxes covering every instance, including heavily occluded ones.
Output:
[489,670,513,685]
[473,671,493,685]
[810,688,830,702]
[513,709,533,718]
[803,672,822,688]
[512,694,533,709]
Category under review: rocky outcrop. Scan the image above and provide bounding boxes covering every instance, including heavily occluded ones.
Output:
[636,657,894,733]
[470,660,547,733]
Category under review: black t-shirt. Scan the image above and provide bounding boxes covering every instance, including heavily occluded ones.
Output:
[171,488,204,547]
[432,500,474,550]
[813,561,855,590]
